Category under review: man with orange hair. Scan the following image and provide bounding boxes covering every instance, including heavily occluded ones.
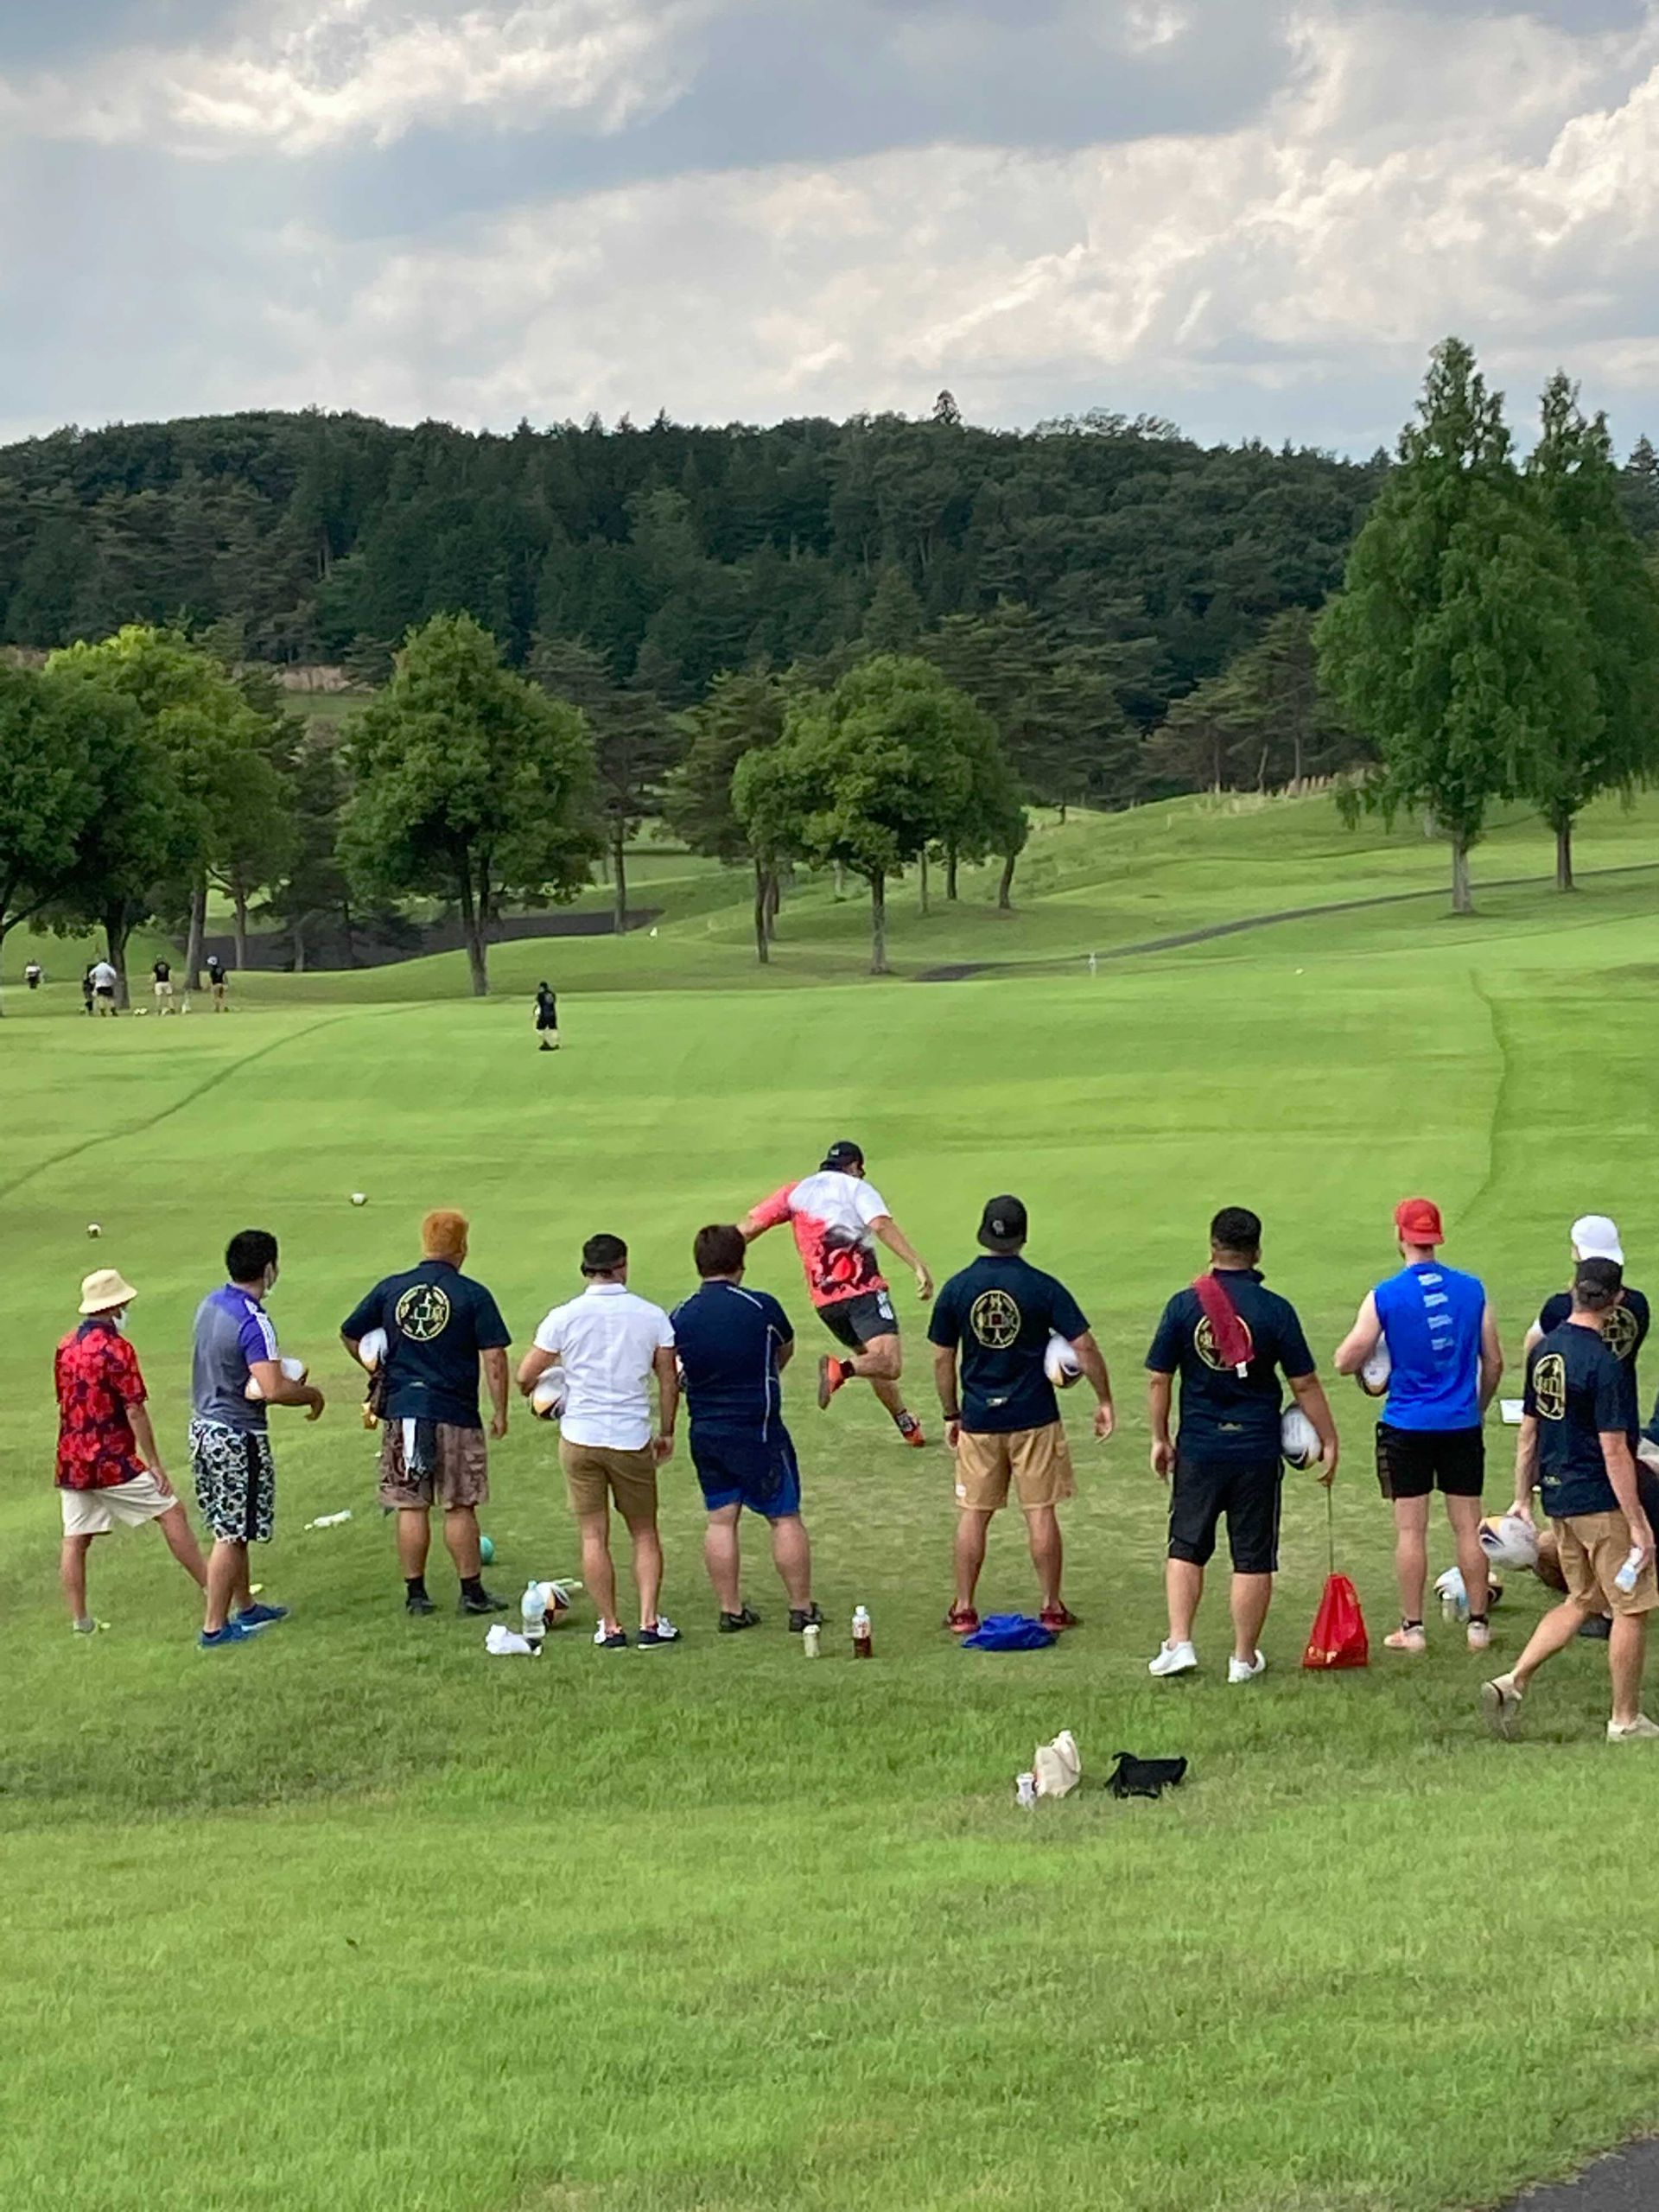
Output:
[342,1210,512,1617]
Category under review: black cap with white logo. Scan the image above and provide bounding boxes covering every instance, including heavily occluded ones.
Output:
[977,1196,1028,1252]
[821,1140,865,1173]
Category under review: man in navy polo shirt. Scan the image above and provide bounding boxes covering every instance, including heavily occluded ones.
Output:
[1146,1205,1337,1683]
[928,1196,1114,1637]
[671,1224,819,1635]
[342,1209,511,1618]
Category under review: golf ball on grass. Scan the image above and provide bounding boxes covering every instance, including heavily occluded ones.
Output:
[351,1192,367,1207]
[86,1224,101,1238]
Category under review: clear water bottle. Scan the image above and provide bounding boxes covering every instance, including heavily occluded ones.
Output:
[852,1604,873,1659]
[520,1580,547,1647]
[1616,1547,1645,1596]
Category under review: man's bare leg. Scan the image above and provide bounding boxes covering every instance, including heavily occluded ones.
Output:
[204,1539,245,1633]
[704,1504,742,1613]
[1024,1504,1063,1613]
[1166,1557,1205,1645]
[1230,1571,1273,1665]
[578,1508,618,1632]
[1392,1495,1431,1622]
[768,1514,812,1609]
[397,1508,431,1581]
[955,1509,991,1612]
[441,1504,481,1580]
[157,1504,207,1589]
[1609,1613,1649,1730]
[620,1503,664,1629]
[60,1534,94,1624]
[1445,1493,1490,1617]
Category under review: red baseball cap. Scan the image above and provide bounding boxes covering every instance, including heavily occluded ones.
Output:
[1394,1197,1445,1244]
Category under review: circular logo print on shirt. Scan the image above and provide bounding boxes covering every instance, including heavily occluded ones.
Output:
[969,1288,1021,1351]
[1195,1314,1255,1373]
[1534,1351,1567,1423]
[1602,1305,1641,1362]
[395,1282,452,1343]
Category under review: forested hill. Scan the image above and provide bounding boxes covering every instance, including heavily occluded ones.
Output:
[0,404,1386,728]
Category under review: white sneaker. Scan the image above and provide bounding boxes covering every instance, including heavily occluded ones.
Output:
[1607,1714,1659,1742]
[1148,1639,1198,1677]
[1466,1619,1491,1654]
[1227,1651,1267,1684]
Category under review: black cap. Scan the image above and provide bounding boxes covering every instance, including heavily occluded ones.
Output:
[821,1140,865,1173]
[977,1195,1027,1252]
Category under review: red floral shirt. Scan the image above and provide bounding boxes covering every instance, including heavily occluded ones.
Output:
[54,1318,147,1491]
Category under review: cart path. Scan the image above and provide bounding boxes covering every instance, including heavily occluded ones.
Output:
[1496,2138,1659,2209]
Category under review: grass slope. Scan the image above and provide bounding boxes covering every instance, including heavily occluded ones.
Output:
[3,805,1659,2210]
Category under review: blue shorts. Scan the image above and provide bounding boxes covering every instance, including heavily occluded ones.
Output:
[691,1427,802,1518]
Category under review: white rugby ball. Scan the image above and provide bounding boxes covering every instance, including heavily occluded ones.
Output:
[1281,1407,1323,1469]
[1359,1336,1391,1398]
[1043,1332,1083,1389]
[1479,1512,1539,1573]
[357,1326,388,1373]
[531,1371,568,1420]
[245,1355,308,1402]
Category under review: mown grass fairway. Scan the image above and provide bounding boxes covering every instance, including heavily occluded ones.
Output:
[5,795,1659,2212]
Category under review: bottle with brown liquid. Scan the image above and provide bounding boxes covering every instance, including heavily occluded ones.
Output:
[852,1604,873,1658]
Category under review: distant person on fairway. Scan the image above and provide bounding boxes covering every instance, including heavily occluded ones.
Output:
[1484,1259,1659,1742]
[518,1233,681,1649]
[24,959,41,992]
[1524,1215,1649,1641]
[80,964,94,1016]
[206,952,227,1010]
[671,1224,819,1635]
[54,1267,207,1633]
[151,957,175,1013]
[89,957,118,1014]
[1146,1206,1338,1683]
[928,1195,1114,1636]
[341,1209,512,1618]
[742,1140,933,1447]
[189,1229,322,1649]
[1334,1197,1503,1654]
[534,981,559,1052]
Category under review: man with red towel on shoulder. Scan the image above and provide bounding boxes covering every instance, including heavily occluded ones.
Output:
[1146,1206,1338,1683]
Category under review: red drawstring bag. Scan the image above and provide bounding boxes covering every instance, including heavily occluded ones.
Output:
[1304,1493,1369,1669]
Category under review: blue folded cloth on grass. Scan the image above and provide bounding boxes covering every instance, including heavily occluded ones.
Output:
[961,1613,1055,1651]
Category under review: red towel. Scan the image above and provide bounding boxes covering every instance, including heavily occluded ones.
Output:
[1192,1270,1251,1376]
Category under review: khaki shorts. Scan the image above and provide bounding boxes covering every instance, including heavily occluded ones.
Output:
[60,1471,178,1535]
[1555,1511,1659,1618]
[378,1421,489,1510]
[154,979,173,1001]
[953,1422,1076,1513]
[561,1440,658,1522]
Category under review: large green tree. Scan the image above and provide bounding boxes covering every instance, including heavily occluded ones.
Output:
[1524,373,1659,890]
[0,663,119,1007]
[344,613,597,996]
[734,656,974,975]
[1318,338,1596,914]
[530,636,679,936]
[662,671,788,963]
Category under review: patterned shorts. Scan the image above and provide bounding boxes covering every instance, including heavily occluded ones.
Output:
[378,1420,489,1510]
[190,1420,276,1544]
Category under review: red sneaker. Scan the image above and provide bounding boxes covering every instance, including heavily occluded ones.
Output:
[944,1604,979,1635]
[817,1354,847,1410]
[1040,1604,1079,1633]
[895,1411,927,1448]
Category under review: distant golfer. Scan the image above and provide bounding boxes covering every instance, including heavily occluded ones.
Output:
[189,1230,322,1648]
[534,981,559,1052]
[928,1196,1114,1637]
[206,952,227,1010]
[80,964,94,1016]
[89,957,118,1015]
[342,1209,512,1618]
[1522,1214,1649,1646]
[1146,1206,1338,1683]
[54,1267,207,1633]
[742,1140,933,1447]
[518,1233,680,1649]
[1484,1259,1659,1742]
[151,957,175,1014]
[24,959,41,992]
[1333,1198,1503,1655]
[671,1224,819,1635]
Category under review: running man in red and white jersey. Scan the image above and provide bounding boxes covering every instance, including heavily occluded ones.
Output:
[742,1140,933,1446]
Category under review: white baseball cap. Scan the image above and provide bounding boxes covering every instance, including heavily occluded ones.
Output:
[1571,1214,1624,1266]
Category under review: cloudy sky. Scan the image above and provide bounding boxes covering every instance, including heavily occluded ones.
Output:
[3,0,1659,453]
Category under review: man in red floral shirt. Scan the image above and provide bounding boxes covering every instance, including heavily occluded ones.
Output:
[55,1268,207,1632]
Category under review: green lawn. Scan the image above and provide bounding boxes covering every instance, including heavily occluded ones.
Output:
[3,810,1659,2211]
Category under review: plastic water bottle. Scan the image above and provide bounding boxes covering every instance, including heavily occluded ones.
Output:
[305,1510,353,1530]
[802,1622,821,1658]
[852,1604,873,1659]
[520,1581,547,1647]
[1616,1547,1645,1596]
[1016,1771,1038,1809]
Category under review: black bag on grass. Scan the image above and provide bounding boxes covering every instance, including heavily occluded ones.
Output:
[1108,1751,1188,1800]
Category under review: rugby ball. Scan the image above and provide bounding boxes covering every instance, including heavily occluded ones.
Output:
[357,1326,388,1372]
[1043,1332,1083,1389]
[245,1355,308,1402]
[1358,1336,1391,1399]
[1479,1513,1539,1573]
[1281,1408,1323,1469]
[531,1370,568,1420]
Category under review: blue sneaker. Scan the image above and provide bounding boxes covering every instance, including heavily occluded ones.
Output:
[233,1602,289,1629]
[199,1621,264,1649]
[637,1617,681,1648]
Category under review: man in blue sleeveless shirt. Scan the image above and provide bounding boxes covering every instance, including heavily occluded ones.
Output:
[1336,1197,1503,1654]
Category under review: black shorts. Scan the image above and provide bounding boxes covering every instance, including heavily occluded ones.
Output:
[819,1289,898,1351]
[1376,1424,1484,1501]
[1167,1457,1281,1576]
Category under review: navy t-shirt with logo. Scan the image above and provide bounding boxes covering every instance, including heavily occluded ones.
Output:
[341,1261,510,1428]
[670,1281,792,1439]
[1538,1287,1648,1443]
[1146,1268,1316,1465]
[927,1255,1089,1434]
[1525,1321,1629,1520]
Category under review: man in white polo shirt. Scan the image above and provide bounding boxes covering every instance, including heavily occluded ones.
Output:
[518,1232,681,1649]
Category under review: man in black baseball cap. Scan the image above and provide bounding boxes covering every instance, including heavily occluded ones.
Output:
[927,1196,1114,1635]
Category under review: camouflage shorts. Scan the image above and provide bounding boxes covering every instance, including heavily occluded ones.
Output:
[378,1420,489,1511]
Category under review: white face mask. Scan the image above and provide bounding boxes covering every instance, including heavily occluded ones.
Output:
[111,1308,128,1331]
